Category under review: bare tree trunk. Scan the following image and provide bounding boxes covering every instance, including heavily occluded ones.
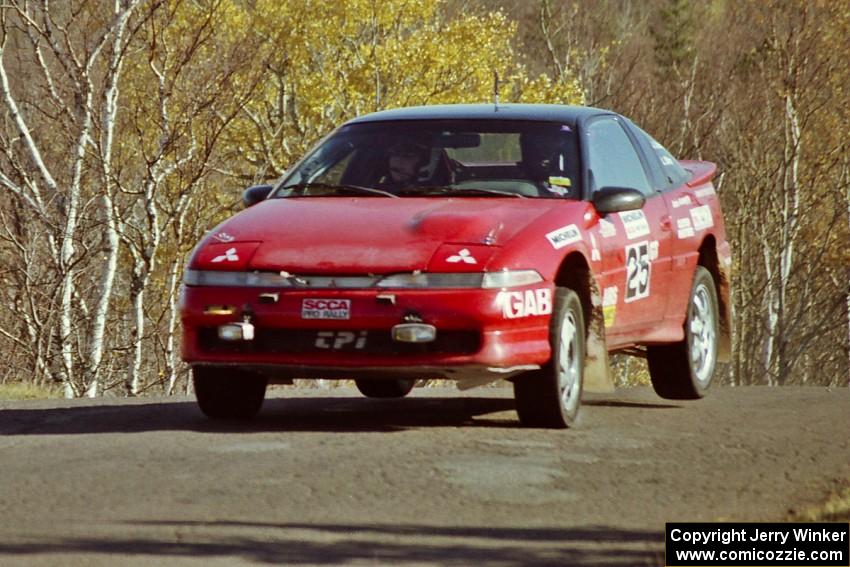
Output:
[164,195,191,395]
[0,1,142,397]
[57,87,93,395]
[128,282,146,396]
[774,85,802,385]
[86,5,136,397]
[844,157,850,387]
[164,256,183,396]
[85,195,118,398]
[762,243,778,386]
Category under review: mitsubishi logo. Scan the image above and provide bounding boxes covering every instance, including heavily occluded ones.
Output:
[446,248,477,264]
[211,247,239,263]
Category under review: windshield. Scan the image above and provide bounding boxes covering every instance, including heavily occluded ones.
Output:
[274,119,581,199]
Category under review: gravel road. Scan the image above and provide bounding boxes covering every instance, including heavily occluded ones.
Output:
[0,385,848,566]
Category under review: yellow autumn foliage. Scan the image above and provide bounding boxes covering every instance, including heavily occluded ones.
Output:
[215,0,584,175]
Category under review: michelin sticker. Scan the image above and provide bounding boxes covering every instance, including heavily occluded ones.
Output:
[618,210,650,240]
[602,286,618,328]
[677,217,695,239]
[498,289,552,319]
[690,205,714,231]
[546,224,581,250]
[598,218,617,238]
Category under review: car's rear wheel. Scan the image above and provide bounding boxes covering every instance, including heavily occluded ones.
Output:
[514,287,585,428]
[355,378,416,399]
[648,266,718,399]
[193,366,267,419]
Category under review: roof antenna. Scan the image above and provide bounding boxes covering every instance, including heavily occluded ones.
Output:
[493,71,500,111]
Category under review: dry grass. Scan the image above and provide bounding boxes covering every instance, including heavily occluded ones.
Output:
[790,479,850,522]
[0,382,61,400]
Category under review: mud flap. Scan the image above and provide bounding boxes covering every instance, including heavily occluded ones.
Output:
[584,279,615,393]
[716,261,733,363]
[584,312,615,392]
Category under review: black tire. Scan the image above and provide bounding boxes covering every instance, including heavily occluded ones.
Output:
[513,288,585,428]
[193,366,267,419]
[648,266,719,400]
[355,378,416,399]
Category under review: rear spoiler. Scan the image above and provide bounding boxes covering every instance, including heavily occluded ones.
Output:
[679,160,717,188]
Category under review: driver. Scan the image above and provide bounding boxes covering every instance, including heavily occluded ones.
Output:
[377,138,430,192]
[520,130,576,197]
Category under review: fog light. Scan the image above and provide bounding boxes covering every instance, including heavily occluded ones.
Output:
[218,322,255,341]
[392,323,436,343]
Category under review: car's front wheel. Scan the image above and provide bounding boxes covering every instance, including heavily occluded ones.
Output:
[193,366,267,419]
[513,287,585,428]
[355,378,416,399]
[648,266,719,399]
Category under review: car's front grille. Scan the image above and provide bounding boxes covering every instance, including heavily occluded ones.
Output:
[197,327,480,356]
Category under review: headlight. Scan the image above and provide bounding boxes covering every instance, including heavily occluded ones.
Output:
[183,270,292,287]
[375,273,484,288]
[362,269,544,288]
[481,270,543,289]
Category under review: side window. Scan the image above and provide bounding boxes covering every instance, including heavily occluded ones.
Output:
[633,125,691,188]
[586,118,652,195]
[649,138,691,188]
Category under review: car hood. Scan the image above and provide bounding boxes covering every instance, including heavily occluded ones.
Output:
[197,197,563,274]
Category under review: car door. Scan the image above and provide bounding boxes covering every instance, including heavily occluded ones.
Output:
[584,116,674,338]
[629,125,713,328]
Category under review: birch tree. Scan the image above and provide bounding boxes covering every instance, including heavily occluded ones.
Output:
[0,0,141,397]
[113,0,263,395]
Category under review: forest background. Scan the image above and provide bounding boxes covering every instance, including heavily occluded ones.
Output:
[0,0,847,398]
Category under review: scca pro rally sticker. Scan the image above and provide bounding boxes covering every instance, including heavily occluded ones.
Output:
[546,224,581,249]
[302,299,351,320]
[497,289,552,319]
[618,210,650,240]
[624,242,651,302]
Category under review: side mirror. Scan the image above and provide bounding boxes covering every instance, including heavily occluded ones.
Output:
[242,184,273,208]
[592,187,646,214]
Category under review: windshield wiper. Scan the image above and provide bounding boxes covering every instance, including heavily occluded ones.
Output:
[449,187,527,198]
[281,183,399,198]
[397,186,526,198]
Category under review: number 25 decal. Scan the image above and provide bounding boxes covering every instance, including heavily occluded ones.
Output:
[625,242,651,302]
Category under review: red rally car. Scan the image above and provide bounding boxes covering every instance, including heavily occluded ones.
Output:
[180,104,732,428]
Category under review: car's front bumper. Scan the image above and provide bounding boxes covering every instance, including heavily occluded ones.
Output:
[180,284,553,381]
